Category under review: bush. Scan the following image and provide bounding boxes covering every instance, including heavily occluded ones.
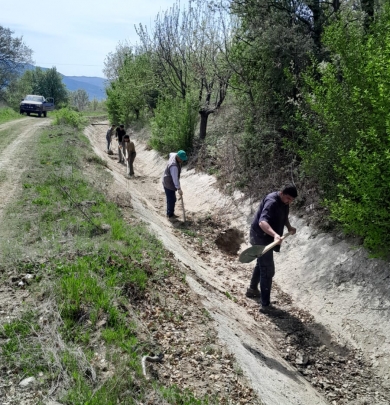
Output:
[0,107,21,124]
[299,6,390,256]
[149,96,198,154]
[52,107,87,128]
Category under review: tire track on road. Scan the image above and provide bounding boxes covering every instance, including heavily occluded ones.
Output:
[0,118,50,220]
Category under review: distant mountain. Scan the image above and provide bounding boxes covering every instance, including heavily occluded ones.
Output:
[62,76,107,100]
[19,64,107,100]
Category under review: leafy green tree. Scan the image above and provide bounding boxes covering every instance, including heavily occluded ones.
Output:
[90,98,99,111]
[299,4,390,255]
[5,67,68,109]
[37,67,68,105]
[150,95,198,153]
[105,50,155,126]
[3,70,33,110]
[0,26,33,93]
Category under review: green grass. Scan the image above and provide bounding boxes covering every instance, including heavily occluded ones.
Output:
[0,107,22,124]
[0,312,48,375]
[0,170,6,185]
[0,121,217,405]
[181,228,197,237]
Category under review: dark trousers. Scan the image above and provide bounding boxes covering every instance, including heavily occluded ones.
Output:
[106,135,111,150]
[118,141,126,162]
[164,187,176,217]
[249,249,275,306]
[128,152,136,175]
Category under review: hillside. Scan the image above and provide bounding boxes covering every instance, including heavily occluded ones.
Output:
[20,64,107,100]
[62,75,106,100]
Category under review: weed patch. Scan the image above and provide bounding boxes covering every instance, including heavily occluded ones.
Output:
[0,312,48,376]
[0,107,22,124]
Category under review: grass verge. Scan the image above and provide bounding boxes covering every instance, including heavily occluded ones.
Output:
[0,107,23,124]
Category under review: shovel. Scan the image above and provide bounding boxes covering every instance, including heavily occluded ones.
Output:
[238,232,292,263]
[179,195,186,223]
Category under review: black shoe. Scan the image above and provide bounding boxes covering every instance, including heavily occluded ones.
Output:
[259,304,275,314]
[246,287,261,298]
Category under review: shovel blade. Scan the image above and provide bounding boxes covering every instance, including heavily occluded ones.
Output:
[238,245,266,263]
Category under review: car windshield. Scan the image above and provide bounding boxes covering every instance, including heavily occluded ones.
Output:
[25,95,44,102]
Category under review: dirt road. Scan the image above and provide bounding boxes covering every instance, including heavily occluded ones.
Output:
[86,125,390,405]
[0,117,50,220]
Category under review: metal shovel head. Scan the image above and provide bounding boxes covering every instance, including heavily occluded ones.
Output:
[238,245,266,263]
[238,232,292,263]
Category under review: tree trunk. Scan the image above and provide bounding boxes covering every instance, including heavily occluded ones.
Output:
[311,0,322,53]
[361,0,374,31]
[199,110,210,141]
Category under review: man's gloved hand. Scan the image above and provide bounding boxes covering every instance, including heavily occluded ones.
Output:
[178,189,183,196]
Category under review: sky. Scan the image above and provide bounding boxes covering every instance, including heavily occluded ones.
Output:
[1,0,176,78]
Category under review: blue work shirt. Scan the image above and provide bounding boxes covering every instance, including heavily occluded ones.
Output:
[249,191,289,251]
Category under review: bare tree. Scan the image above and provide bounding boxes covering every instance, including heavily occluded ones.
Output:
[137,0,234,140]
[69,89,89,111]
[0,26,33,92]
[103,41,133,81]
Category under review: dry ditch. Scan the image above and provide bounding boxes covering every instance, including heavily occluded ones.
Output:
[85,122,390,405]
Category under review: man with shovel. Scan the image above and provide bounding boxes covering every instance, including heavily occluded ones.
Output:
[106,124,116,153]
[115,124,126,163]
[246,184,297,312]
[162,150,187,221]
[124,134,136,176]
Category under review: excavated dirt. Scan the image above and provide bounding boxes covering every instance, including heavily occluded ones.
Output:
[215,228,245,255]
[85,123,390,405]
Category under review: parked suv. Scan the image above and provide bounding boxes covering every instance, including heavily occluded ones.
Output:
[20,95,55,117]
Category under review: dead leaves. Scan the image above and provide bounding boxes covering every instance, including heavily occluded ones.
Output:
[134,276,259,404]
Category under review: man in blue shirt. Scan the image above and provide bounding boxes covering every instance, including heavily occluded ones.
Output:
[246,185,298,312]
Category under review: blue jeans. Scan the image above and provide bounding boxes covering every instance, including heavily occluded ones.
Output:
[164,187,176,217]
[249,249,275,306]
[106,135,111,150]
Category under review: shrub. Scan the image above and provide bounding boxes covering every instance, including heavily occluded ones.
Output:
[53,107,87,128]
[299,6,390,256]
[0,107,21,124]
[149,96,198,154]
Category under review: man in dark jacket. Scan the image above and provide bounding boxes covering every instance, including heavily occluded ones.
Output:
[246,184,297,312]
[162,150,187,220]
[106,124,116,152]
[115,124,126,163]
[124,134,136,176]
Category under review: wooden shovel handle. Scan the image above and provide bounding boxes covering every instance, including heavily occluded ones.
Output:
[261,231,292,256]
